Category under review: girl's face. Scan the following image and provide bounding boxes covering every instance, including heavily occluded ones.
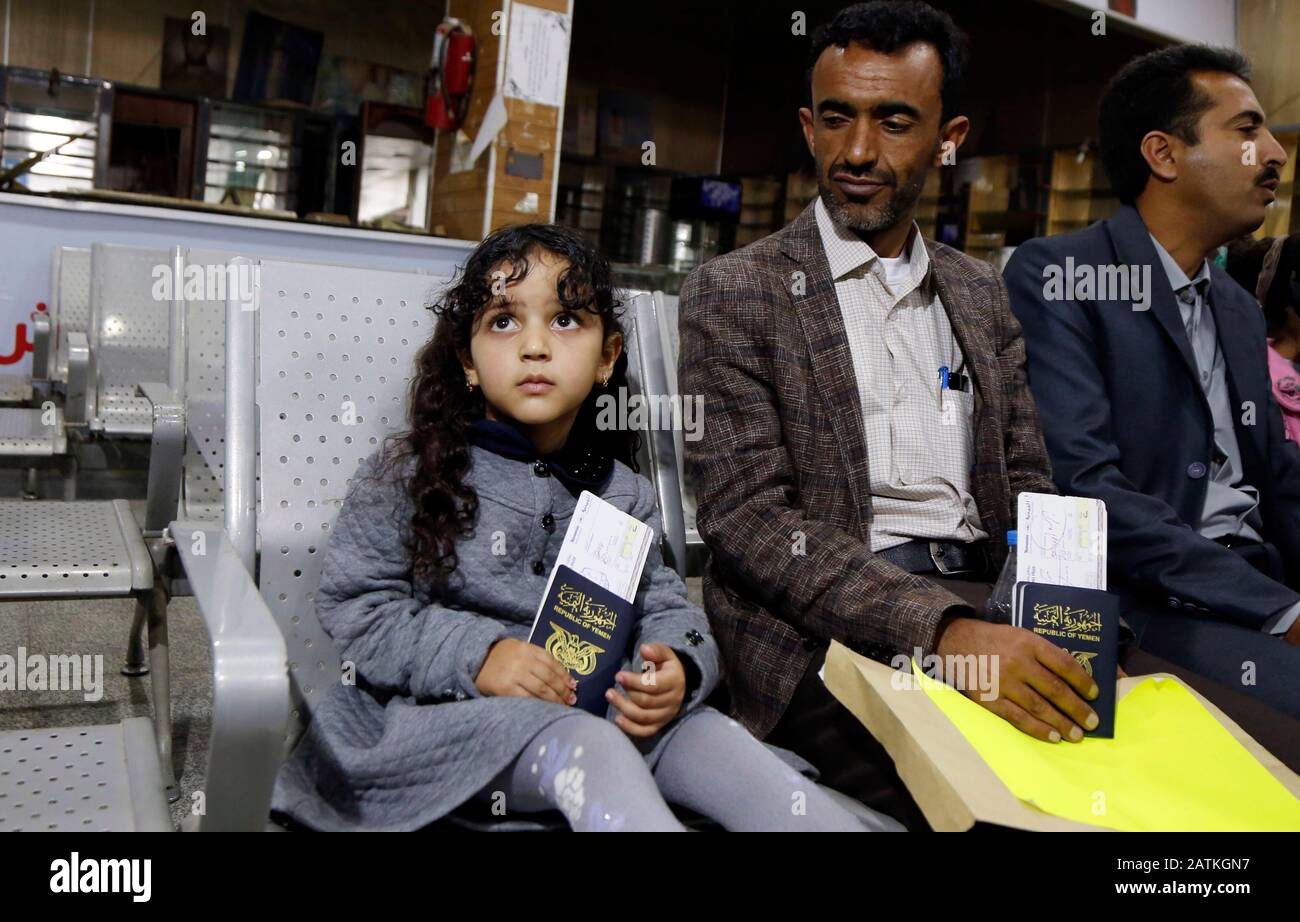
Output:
[461,250,621,454]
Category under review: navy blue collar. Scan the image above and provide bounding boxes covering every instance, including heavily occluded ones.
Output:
[468,418,613,496]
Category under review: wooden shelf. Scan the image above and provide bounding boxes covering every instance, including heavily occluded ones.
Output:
[1046,149,1116,237]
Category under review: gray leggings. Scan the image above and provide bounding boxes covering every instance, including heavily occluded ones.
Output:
[475,707,894,831]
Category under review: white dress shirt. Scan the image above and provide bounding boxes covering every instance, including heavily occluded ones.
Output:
[814,197,988,552]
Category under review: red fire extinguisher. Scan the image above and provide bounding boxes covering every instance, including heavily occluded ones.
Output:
[425,18,477,131]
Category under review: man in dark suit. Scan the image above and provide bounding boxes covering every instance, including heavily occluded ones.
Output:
[1005,45,1300,720]
[679,1,1102,828]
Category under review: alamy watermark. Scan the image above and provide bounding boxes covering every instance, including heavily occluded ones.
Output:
[890,649,1000,702]
[50,852,150,901]
[1042,257,1151,311]
[150,261,259,311]
[595,386,703,441]
[0,647,104,702]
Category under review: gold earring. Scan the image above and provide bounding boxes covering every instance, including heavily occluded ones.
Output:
[466,381,476,392]
[601,373,610,387]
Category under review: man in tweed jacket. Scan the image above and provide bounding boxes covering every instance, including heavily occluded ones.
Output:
[680,1,1100,827]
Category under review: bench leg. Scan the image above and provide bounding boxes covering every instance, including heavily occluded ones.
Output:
[61,452,77,502]
[143,582,177,802]
[123,599,149,676]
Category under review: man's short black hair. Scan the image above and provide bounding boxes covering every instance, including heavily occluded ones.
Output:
[1099,44,1252,205]
[805,1,970,122]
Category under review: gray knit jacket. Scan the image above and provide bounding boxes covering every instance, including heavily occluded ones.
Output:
[270,445,727,830]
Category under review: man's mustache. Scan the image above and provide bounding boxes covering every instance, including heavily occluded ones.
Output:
[1256,167,1282,186]
[827,163,896,186]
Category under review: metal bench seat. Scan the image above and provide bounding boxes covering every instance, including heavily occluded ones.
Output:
[0,374,33,404]
[0,380,182,796]
[0,499,151,598]
[0,407,67,457]
[97,385,155,438]
[0,719,171,831]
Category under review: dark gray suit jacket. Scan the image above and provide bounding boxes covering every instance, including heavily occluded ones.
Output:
[1005,205,1300,631]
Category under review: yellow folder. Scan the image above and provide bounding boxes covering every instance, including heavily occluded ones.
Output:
[915,665,1300,831]
[822,641,1300,831]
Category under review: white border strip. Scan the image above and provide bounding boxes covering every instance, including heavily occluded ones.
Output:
[483,0,511,238]
[547,0,573,223]
[0,191,479,250]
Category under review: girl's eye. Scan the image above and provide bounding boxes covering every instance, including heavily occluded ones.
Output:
[554,313,580,329]
[490,314,516,331]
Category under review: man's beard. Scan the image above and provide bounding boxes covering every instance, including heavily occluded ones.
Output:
[817,166,927,237]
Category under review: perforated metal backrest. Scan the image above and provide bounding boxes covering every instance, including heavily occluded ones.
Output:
[247,259,446,739]
[183,248,237,404]
[181,248,241,520]
[182,251,426,521]
[89,243,172,390]
[53,247,91,380]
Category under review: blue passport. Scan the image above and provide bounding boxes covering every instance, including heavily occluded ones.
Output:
[528,565,637,715]
[1015,582,1119,737]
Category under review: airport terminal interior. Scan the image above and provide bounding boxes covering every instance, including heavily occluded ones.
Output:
[0,0,1297,836]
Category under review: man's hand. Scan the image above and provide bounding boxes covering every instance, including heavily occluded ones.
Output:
[936,615,1101,742]
[474,638,577,704]
[1285,616,1300,647]
[607,643,687,738]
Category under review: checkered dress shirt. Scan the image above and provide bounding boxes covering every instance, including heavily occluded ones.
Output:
[814,197,988,551]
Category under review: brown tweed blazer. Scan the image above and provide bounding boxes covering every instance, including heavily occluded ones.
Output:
[678,200,1057,740]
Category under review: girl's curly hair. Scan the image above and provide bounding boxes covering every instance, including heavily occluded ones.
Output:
[373,223,641,587]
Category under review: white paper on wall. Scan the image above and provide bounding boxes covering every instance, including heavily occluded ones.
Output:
[504,4,571,108]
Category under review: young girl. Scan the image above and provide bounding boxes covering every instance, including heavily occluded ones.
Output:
[270,223,900,831]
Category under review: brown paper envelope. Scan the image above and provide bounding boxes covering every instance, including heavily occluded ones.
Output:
[823,640,1300,832]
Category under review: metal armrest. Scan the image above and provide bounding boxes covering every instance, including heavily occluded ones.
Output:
[65,331,91,424]
[139,381,185,535]
[648,421,688,577]
[629,293,689,577]
[112,498,155,592]
[30,312,51,381]
[173,520,289,832]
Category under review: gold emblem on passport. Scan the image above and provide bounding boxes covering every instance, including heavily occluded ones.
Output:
[1070,650,1099,676]
[554,583,619,637]
[1031,603,1103,636]
[544,622,605,676]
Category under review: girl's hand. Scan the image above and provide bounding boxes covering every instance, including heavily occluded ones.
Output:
[475,638,577,705]
[607,643,687,738]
